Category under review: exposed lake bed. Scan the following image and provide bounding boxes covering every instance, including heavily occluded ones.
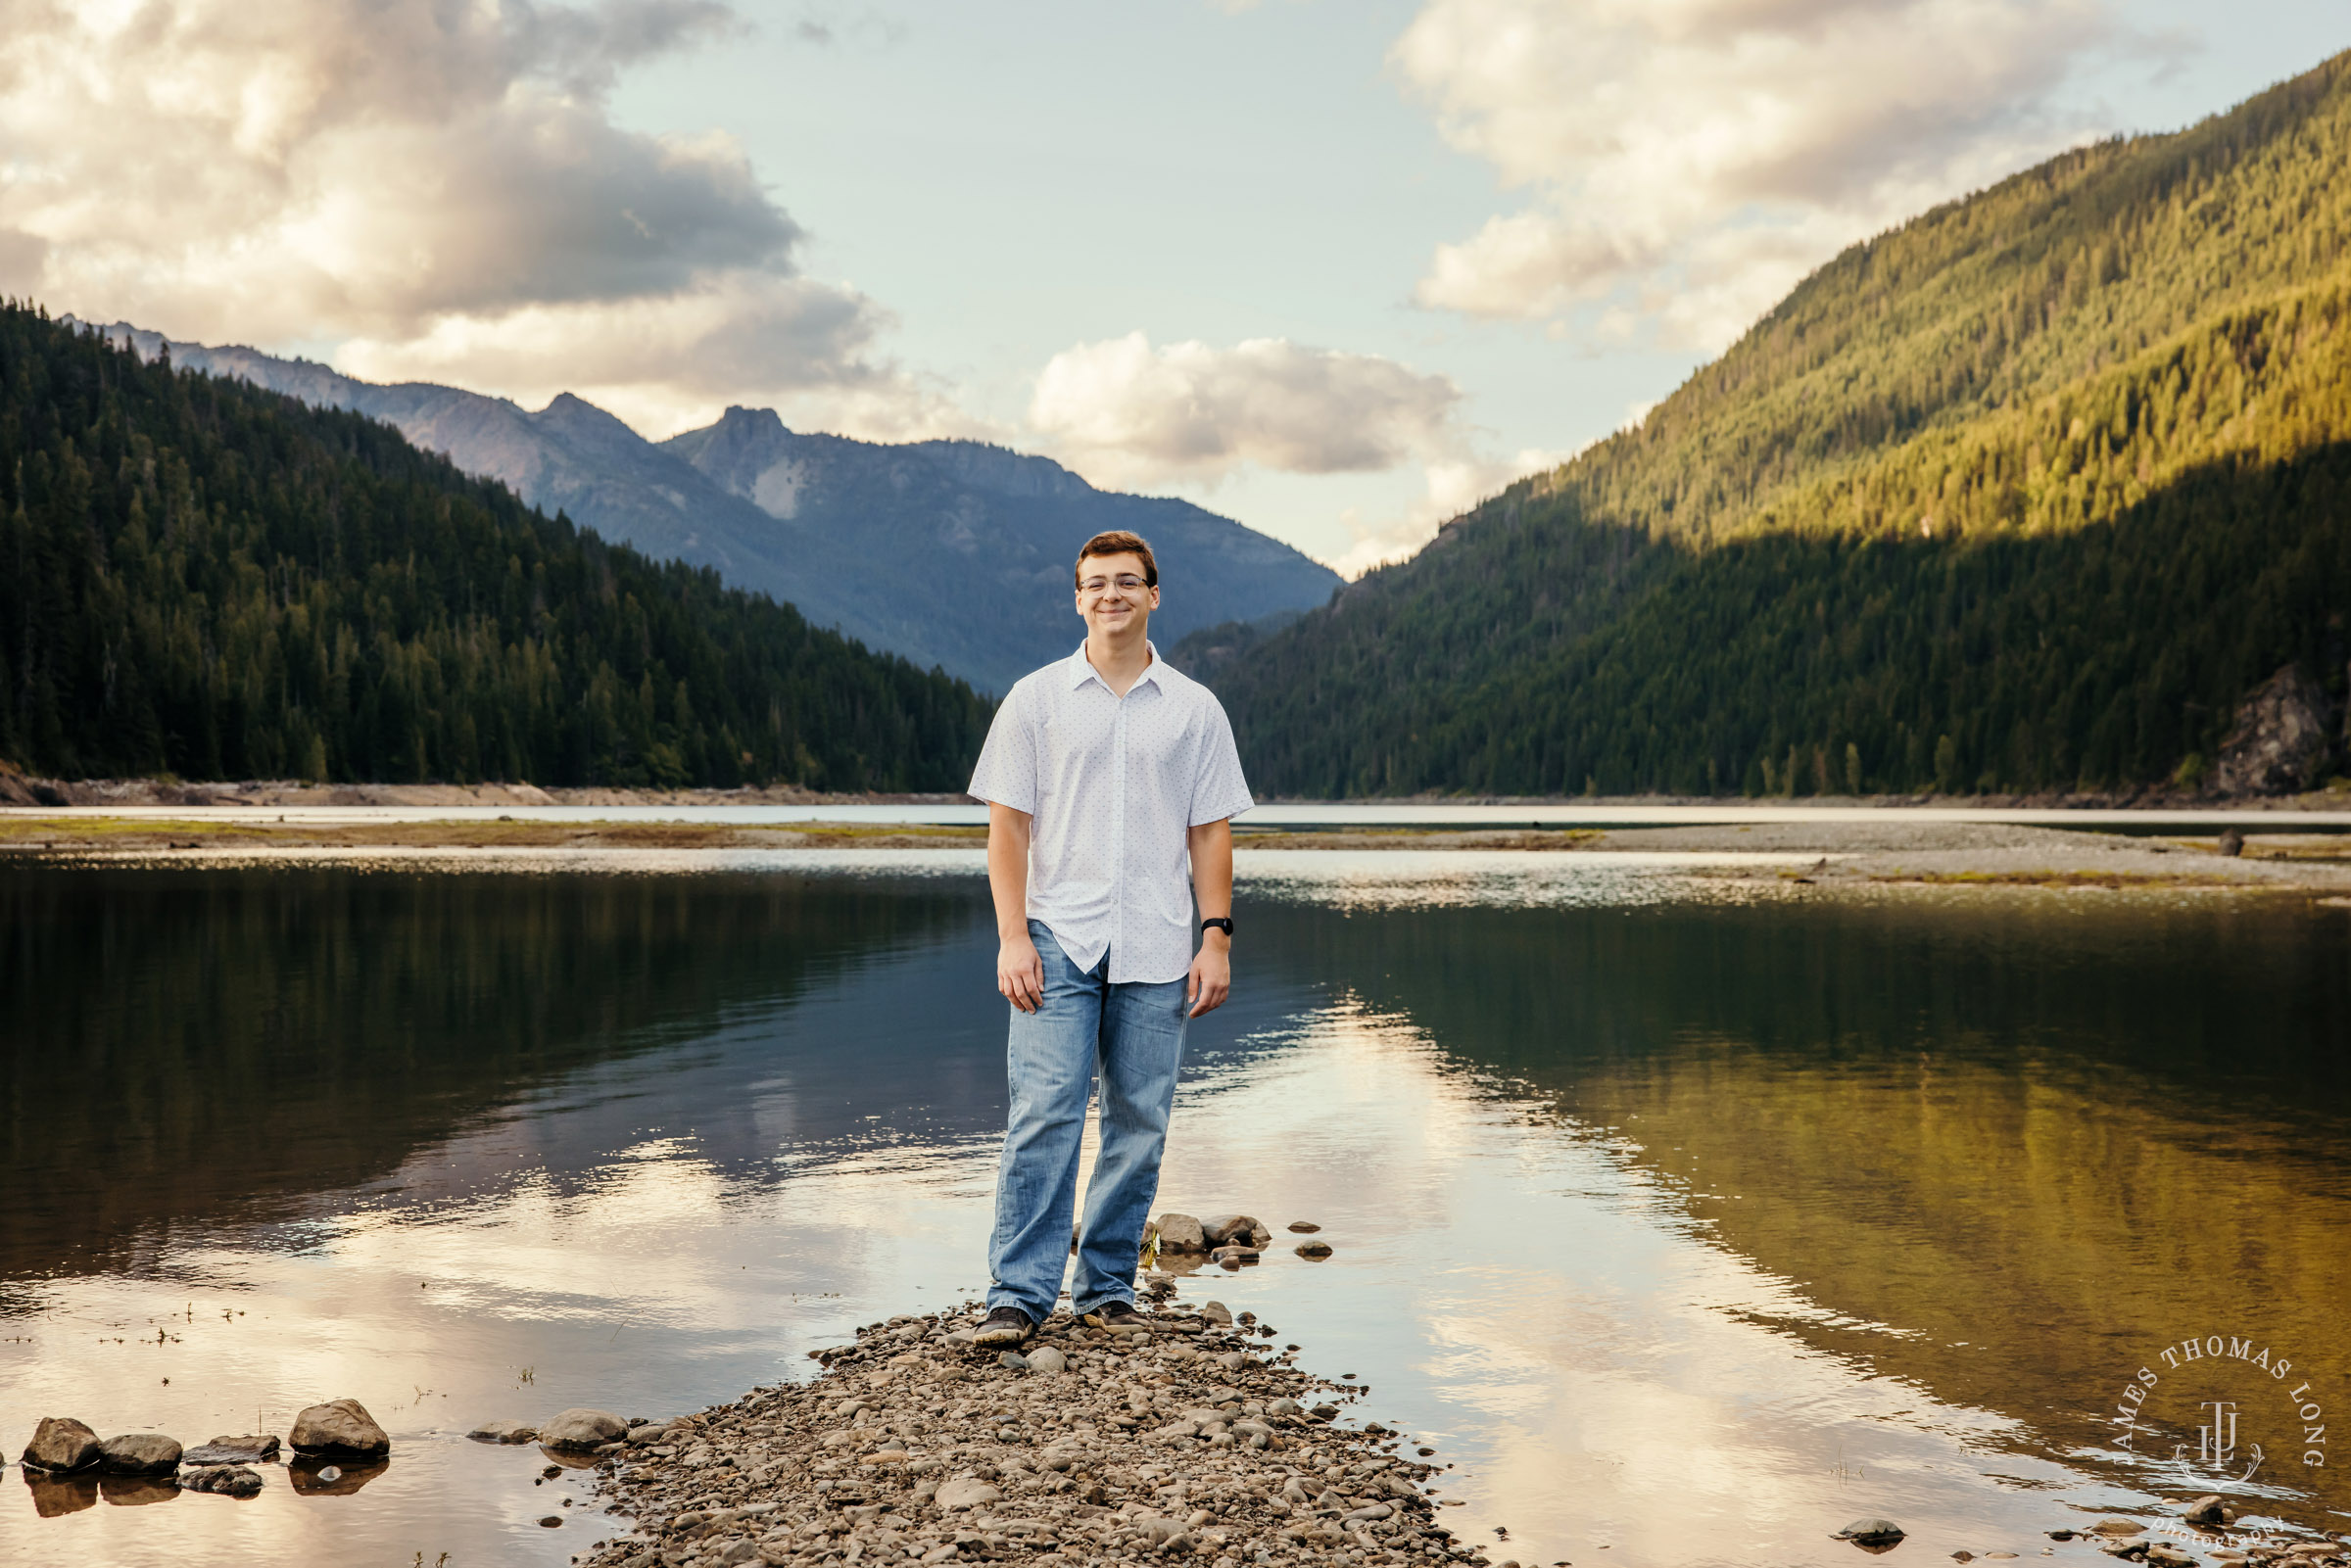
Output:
[4,841,2348,1566]
[8,813,2351,898]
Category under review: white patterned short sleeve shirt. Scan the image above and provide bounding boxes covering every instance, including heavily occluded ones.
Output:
[967,642,1255,984]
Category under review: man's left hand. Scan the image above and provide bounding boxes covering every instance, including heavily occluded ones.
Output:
[1186,939,1230,1018]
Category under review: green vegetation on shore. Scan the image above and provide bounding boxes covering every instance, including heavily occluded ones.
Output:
[1190,51,2351,797]
[0,304,989,788]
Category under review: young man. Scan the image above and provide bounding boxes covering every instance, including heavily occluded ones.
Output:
[963,529,1252,1345]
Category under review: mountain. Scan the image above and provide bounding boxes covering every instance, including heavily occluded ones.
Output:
[83,326,1340,694]
[1189,50,2351,797]
[0,303,989,788]
[659,406,1339,693]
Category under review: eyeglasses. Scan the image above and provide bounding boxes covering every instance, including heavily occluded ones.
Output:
[1079,575,1151,595]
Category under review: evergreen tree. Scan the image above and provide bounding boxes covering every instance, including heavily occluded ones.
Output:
[0,304,990,789]
[1194,51,2351,796]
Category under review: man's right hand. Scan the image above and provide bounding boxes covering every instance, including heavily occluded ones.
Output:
[998,931,1045,1013]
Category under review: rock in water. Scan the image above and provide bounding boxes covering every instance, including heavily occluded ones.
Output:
[1294,1238,1334,1259]
[2182,1496,2231,1526]
[1202,1214,1263,1248]
[539,1408,628,1450]
[98,1434,182,1474]
[1286,1220,1321,1233]
[1834,1519,1906,1547]
[1200,1301,1234,1326]
[1154,1212,1208,1253]
[183,1435,280,1465]
[288,1398,390,1457]
[2215,664,2338,794]
[180,1465,264,1497]
[21,1417,103,1473]
[2218,828,2246,857]
[467,1418,540,1445]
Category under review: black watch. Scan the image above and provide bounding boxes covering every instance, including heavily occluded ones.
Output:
[1200,917,1234,937]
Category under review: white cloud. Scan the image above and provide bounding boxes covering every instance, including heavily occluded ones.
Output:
[0,0,950,439]
[1327,446,1571,580]
[1029,331,1463,490]
[1392,0,2159,347]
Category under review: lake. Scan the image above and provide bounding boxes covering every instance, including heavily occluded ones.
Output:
[3,850,2347,1567]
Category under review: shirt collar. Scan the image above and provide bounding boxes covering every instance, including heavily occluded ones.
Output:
[1067,641,1164,692]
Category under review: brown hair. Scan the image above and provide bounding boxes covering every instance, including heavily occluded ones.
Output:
[1074,530,1159,589]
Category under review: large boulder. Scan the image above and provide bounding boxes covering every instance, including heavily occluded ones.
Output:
[1153,1212,1207,1253]
[2214,664,2338,794]
[538,1408,627,1450]
[98,1434,182,1474]
[21,1417,102,1473]
[288,1399,390,1457]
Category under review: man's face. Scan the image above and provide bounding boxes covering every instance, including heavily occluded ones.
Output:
[1076,552,1160,639]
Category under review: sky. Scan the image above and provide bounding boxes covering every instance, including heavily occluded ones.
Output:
[3,2,2347,576]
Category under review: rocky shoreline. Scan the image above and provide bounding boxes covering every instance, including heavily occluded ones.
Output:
[565,1288,1491,1568]
[18,1298,2351,1568]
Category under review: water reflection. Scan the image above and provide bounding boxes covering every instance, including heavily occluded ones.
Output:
[2,858,2345,1568]
[1270,891,2351,1504]
[0,864,989,1286]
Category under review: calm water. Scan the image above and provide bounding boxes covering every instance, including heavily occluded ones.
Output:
[3,852,2348,1567]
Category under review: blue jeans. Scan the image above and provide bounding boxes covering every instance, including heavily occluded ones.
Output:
[987,920,1188,1321]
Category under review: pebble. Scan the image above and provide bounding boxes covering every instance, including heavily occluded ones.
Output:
[1285,1221,1321,1233]
[1293,1239,1334,1259]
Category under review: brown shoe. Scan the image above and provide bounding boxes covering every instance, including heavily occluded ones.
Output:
[971,1306,1034,1348]
[1081,1299,1147,1331]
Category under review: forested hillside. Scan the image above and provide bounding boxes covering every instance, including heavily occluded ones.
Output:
[1196,51,2351,797]
[0,304,989,788]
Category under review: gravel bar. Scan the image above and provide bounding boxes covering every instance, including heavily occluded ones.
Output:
[573,1296,1497,1568]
